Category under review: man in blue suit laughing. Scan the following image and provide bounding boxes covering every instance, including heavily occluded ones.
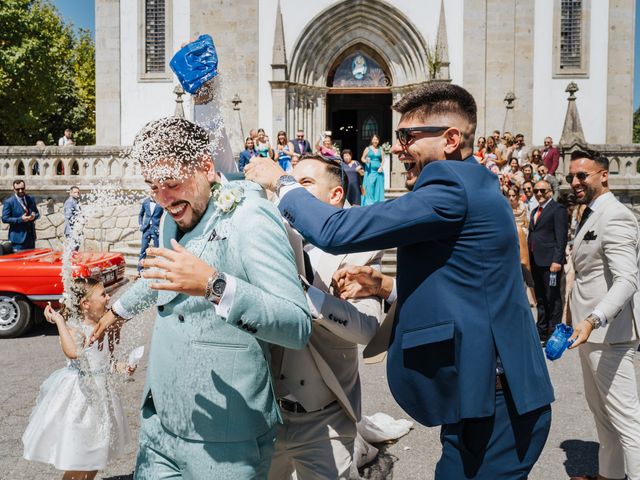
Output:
[246,83,554,479]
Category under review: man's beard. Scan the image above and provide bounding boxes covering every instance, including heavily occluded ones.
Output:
[576,185,597,204]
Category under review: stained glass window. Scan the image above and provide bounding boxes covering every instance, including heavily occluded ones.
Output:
[330,52,391,87]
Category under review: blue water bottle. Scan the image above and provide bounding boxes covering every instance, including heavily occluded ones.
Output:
[545,323,574,360]
[169,34,219,94]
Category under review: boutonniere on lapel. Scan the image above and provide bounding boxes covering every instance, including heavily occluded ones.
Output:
[583,230,597,241]
[211,183,244,214]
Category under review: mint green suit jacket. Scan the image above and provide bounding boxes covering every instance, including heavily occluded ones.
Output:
[118,181,311,442]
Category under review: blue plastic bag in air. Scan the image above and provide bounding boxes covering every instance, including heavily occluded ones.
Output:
[169,34,219,94]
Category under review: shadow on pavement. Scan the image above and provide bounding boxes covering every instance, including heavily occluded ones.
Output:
[21,319,58,337]
[560,439,599,477]
[358,444,398,479]
[102,474,133,480]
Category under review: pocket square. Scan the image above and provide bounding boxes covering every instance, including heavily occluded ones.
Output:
[583,230,597,241]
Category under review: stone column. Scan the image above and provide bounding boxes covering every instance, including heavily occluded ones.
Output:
[95,0,121,145]
[390,88,405,189]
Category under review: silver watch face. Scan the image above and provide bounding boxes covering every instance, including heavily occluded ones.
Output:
[212,278,226,296]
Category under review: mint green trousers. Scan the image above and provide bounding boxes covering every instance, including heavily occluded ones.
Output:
[134,399,277,479]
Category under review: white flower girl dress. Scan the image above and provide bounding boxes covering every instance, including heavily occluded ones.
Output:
[22,323,131,471]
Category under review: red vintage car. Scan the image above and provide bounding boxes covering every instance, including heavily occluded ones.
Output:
[0,244,129,338]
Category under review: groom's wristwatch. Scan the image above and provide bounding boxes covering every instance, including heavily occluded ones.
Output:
[275,175,297,197]
[205,272,227,304]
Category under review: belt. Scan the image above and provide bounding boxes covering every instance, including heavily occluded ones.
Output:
[496,374,506,391]
[277,398,337,414]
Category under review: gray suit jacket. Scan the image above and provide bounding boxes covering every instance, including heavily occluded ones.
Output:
[570,193,640,343]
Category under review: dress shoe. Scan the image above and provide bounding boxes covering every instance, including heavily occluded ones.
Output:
[569,475,597,480]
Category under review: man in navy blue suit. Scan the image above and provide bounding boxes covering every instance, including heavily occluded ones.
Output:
[246,83,554,479]
[137,196,163,272]
[2,179,40,251]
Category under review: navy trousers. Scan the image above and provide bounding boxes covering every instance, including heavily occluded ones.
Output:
[435,383,551,479]
[138,233,159,271]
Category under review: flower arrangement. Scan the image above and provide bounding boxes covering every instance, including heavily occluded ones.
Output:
[381,142,392,155]
[211,183,244,214]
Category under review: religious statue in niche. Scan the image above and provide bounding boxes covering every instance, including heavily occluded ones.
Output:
[352,54,368,80]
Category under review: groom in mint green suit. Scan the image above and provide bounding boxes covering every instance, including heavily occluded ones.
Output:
[94,116,311,479]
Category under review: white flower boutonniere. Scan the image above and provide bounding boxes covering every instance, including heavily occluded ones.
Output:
[211,183,244,214]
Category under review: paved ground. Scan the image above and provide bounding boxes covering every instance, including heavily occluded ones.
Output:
[1,305,638,480]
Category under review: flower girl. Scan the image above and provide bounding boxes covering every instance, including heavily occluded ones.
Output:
[22,278,132,480]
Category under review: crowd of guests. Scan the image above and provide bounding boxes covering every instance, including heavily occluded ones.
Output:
[475,131,588,344]
[238,128,386,205]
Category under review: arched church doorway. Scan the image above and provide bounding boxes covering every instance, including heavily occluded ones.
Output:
[326,46,392,158]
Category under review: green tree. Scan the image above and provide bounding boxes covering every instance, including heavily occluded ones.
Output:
[0,0,95,145]
[634,106,640,144]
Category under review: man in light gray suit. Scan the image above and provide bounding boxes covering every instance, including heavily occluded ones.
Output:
[567,150,640,480]
[269,154,383,479]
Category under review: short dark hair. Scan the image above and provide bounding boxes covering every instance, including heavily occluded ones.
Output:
[298,154,348,192]
[515,133,524,140]
[131,117,210,165]
[13,179,25,187]
[392,83,477,151]
[341,149,352,157]
[523,180,534,188]
[570,149,609,171]
[69,185,79,191]
[393,83,477,126]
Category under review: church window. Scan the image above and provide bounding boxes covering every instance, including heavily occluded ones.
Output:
[145,0,165,73]
[553,0,590,77]
[362,116,378,141]
[138,0,173,81]
[329,51,391,88]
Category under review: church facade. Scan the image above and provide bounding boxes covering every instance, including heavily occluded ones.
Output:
[96,0,635,186]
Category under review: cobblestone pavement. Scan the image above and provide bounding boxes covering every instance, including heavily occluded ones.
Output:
[1,306,638,480]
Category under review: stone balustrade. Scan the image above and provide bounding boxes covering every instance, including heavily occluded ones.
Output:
[0,146,144,192]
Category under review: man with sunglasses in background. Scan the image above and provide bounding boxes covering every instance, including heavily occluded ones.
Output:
[246,82,553,479]
[528,180,568,346]
[565,150,640,480]
[2,179,40,251]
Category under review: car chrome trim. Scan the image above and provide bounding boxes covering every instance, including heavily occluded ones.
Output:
[27,294,63,301]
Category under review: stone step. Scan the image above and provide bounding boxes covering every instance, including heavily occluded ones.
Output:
[382,248,397,277]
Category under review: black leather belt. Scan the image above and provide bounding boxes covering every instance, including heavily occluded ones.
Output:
[277,398,337,414]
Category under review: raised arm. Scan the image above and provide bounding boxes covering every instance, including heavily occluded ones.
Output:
[278,161,467,254]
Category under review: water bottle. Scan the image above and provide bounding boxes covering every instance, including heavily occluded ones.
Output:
[545,323,574,361]
[169,34,219,94]
[549,272,557,287]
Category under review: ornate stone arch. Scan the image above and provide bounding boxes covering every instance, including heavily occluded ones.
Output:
[288,0,428,87]
[271,0,431,141]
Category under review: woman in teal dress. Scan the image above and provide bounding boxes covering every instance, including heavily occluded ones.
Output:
[360,134,385,205]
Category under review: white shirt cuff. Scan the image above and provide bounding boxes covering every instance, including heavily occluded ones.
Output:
[211,274,237,318]
[306,285,326,319]
[387,279,398,304]
[111,300,134,321]
[278,182,304,199]
[591,309,608,327]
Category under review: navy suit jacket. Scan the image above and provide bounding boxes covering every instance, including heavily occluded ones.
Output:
[278,156,554,426]
[138,198,163,237]
[2,194,40,247]
[292,139,312,156]
[528,199,568,267]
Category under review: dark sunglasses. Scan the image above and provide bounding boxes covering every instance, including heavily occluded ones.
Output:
[533,188,548,194]
[395,126,449,146]
[565,170,604,183]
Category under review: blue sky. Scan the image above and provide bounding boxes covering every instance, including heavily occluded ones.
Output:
[52,0,640,110]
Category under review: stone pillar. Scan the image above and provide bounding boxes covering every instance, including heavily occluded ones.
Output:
[606,0,635,143]
[95,0,121,145]
[390,88,405,189]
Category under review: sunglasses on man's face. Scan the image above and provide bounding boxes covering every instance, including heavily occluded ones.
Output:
[565,170,604,184]
[395,126,449,146]
[533,188,548,194]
